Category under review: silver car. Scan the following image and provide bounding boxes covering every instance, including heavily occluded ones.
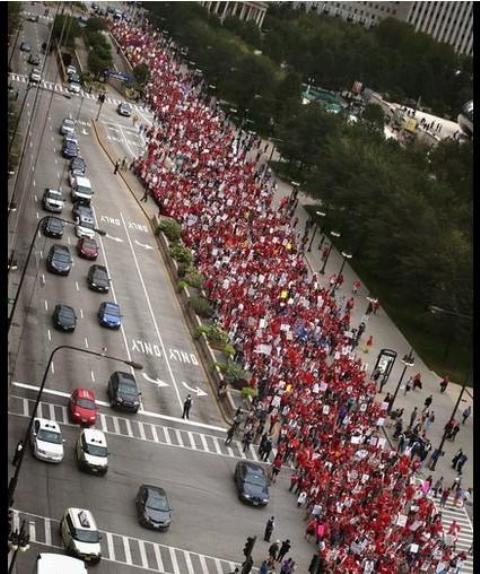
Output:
[60,118,75,135]
[30,418,65,463]
[30,68,42,83]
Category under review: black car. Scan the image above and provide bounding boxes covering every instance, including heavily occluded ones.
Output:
[136,485,172,530]
[46,244,72,275]
[43,217,64,239]
[70,157,86,176]
[72,201,93,221]
[52,304,77,332]
[62,141,78,159]
[107,371,141,412]
[87,265,110,293]
[234,461,270,506]
[28,53,40,65]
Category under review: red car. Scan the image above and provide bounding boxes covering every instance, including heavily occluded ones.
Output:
[77,237,98,260]
[69,388,97,426]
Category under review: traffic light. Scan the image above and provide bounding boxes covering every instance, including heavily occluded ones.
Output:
[243,535,256,558]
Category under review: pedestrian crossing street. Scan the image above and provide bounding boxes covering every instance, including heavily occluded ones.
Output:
[8,72,150,114]
[433,497,473,572]
[9,395,279,465]
[11,508,242,574]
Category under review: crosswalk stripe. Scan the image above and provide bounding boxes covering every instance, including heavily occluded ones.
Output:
[212,436,222,455]
[169,546,181,574]
[184,551,196,574]
[199,554,209,573]
[249,444,258,460]
[138,421,146,440]
[153,543,164,571]
[187,430,197,449]
[112,416,120,434]
[125,418,133,437]
[150,424,159,442]
[163,426,172,444]
[48,403,55,420]
[174,428,183,445]
[28,521,36,543]
[122,536,132,564]
[235,440,247,458]
[44,518,52,546]
[106,531,116,561]
[138,539,149,568]
[99,413,108,432]
[214,558,225,574]
[199,433,209,451]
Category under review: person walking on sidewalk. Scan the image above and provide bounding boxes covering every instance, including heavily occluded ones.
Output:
[424,395,433,409]
[440,487,451,507]
[432,476,444,498]
[439,375,449,393]
[277,539,291,562]
[456,453,468,475]
[403,376,413,395]
[182,394,193,419]
[225,425,235,446]
[408,406,418,429]
[451,449,463,469]
[462,405,471,424]
[113,160,120,174]
[425,410,435,432]
[264,516,275,542]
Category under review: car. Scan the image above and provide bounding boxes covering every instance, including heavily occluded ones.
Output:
[46,244,71,275]
[113,9,123,20]
[69,388,97,427]
[29,68,42,83]
[76,428,108,475]
[234,461,270,506]
[52,304,77,332]
[20,41,32,52]
[68,72,81,84]
[77,237,98,260]
[30,418,65,463]
[72,201,93,222]
[66,64,77,76]
[42,188,64,213]
[87,265,109,292]
[97,302,122,329]
[62,141,78,159]
[60,117,75,135]
[35,554,88,574]
[108,371,141,412]
[70,175,93,203]
[68,82,81,94]
[75,214,95,239]
[70,157,86,176]
[28,53,41,65]
[64,132,79,146]
[136,485,172,530]
[117,102,132,117]
[43,216,64,239]
[60,508,102,563]
[27,13,39,22]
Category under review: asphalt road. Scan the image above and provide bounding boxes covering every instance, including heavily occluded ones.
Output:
[8,5,315,573]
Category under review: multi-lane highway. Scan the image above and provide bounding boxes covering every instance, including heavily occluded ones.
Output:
[8,4,314,572]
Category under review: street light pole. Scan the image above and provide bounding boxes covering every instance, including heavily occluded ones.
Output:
[8,518,30,574]
[387,349,415,413]
[320,231,341,274]
[430,369,472,471]
[8,345,143,507]
[307,211,326,252]
[8,217,106,333]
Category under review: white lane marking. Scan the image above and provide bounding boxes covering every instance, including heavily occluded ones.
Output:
[106,532,116,562]
[125,419,133,437]
[34,194,38,201]
[199,433,209,451]
[184,551,195,574]
[50,362,54,374]
[28,521,36,543]
[169,547,181,574]
[75,281,79,291]
[150,424,159,442]
[163,427,172,444]
[187,431,196,449]
[119,211,183,408]
[36,212,39,219]
[138,422,146,441]
[138,540,148,569]
[41,273,45,286]
[80,309,84,319]
[122,536,132,565]
[212,436,222,455]
[67,236,71,245]
[199,555,209,574]
[44,300,48,311]
[84,336,88,348]
[44,518,52,547]
[112,417,120,434]
[54,158,57,164]
[90,371,95,383]
[47,329,52,342]
[99,413,108,432]
[11,382,227,431]
[33,179,36,187]
[153,544,164,571]
[174,429,182,445]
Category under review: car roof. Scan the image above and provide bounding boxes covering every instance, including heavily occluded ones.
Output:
[141,484,166,496]
[34,418,62,433]
[74,176,92,186]
[45,188,62,195]
[91,264,106,272]
[112,371,136,383]
[46,217,64,225]
[51,244,69,252]
[81,428,107,446]
[66,508,98,531]
[238,461,265,474]
[74,388,96,401]
[55,304,75,313]
[103,302,120,310]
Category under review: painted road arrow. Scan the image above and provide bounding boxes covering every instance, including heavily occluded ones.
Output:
[182,381,208,397]
[106,234,124,243]
[135,240,153,250]
[142,373,169,387]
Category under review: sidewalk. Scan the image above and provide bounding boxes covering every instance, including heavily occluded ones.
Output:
[259,153,473,493]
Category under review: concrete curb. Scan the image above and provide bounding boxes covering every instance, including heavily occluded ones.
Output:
[91,119,237,423]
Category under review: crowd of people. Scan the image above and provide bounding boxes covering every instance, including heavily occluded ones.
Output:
[110,16,468,574]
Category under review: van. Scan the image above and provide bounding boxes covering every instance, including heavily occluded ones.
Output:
[35,553,87,574]
[70,175,93,204]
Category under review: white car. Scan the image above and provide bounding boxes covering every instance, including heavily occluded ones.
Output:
[42,188,64,213]
[75,213,96,239]
[30,68,42,83]
[76,428,108,474]
[68,82,81,94]
[66,64,77,76]
[60,508,102,563]
[60,118,75,135]
[30,418,65,463]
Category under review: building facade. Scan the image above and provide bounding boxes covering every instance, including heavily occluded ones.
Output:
[296,1,473,57]
[199,1,269,28]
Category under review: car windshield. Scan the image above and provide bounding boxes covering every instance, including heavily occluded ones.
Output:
[48,218,63,227]
[82,239,97,250]
[146,491,169,511]
[54,252,71,263]
[73,528,100,544]
[63,120,74,127]
[76,398,95,410]
[47,190,62,199]
[118,382,137,396]
[37,429,63,444]
[85,442,107,457]
[246,472,266,487]
[105,305,120,316]
[79,218,94,229]
[59,308,74,320]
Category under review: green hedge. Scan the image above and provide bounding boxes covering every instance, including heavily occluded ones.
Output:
[157,219,182,242]
[188,296,214,319]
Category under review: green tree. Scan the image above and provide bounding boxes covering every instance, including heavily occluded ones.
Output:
[362,103,385,131]
[133,63,151,86]
[8,2,22,36]
[52,14,81,49]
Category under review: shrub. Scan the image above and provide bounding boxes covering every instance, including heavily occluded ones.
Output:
[157,219,182,242]
[240,386,258,401]
[222,343,236,359]
[188,296,214,319]
[176,263,189,278]
[184,269,205,290]
[177,279,189,291]
[216,361,249,388]
[169,243,193,266]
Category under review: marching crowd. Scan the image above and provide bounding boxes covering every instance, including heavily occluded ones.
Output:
[110,16,469,574]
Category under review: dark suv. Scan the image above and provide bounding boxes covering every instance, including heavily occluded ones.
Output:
[107,372,141,412]
[43,217,64,239]
[87,265,109,293]
[46,245,72,275]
